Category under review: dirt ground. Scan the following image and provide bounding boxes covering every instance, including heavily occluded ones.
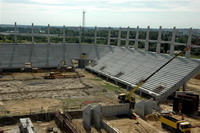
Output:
[0,69,119,115]
[187,78,200,95]
[0,69,120,133]
[0,70,199,133]
[72,119,107,133]
[106,116,165,133]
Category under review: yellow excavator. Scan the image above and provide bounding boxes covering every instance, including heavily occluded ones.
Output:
[118,39,199,108]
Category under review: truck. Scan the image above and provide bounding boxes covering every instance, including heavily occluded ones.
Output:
[159,115,191,133]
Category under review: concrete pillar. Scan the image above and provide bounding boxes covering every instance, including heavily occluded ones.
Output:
[92,104,102,129]
[94,26,97,45]
[117,27,122,47]
[78,59,87,68]
[126,85,129,90]
[14,22,17,44]
[185,28,192,58]
[145,26,150,51]
[63,25,66,44]
[29,23,34,62]
[170,27,176,56]
[116,81,118,85]
[46,24,50,67]
[156,26,162,53]
[79,26,82,43]
[107,27,111,45]
[48,24,50,44]
[134,26,139,49]
[139,91,142,96]
[83,105,92,131]
[183,83,186,92]
[94,26,99,59]
[31,23,34,44]
[125,26,130,48]
[63,25,66,61]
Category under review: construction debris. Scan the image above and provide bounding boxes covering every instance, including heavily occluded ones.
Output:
[19,118,34,133]
[173,93,199,114]
[55,112,79,133]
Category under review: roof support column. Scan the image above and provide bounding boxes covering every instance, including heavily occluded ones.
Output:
[145,26,150,51]
[63,25,66,61]
[185,28,192,58]
[125,26,130,48]
[156,26,162,53]
[107,27,111,45]
[94,26,97,45]
[14,22,17,44]
[46,24,50,67]
[47,24,50,44]
[79,26,82,44]
[170,27,176,56]
[134,26,139,49]
[31,23,34,44]
[117,27,121,47]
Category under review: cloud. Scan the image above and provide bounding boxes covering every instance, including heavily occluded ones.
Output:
[2,0,200,12]
[1,0,200,28]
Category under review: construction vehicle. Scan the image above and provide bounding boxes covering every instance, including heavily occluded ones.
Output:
[43,72,58,79]
[159,115,191,133]
[118,38,199,108]
[21,62,32,72]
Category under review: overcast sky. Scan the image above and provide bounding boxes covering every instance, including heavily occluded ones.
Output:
[1,0,200,28]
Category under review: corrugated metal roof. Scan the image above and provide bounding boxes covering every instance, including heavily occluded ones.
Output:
[87,47,200,101]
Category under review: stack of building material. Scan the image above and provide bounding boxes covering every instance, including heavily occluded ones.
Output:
[19,118,34,133]
[173,93,199,114]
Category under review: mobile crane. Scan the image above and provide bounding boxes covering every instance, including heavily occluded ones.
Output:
[118,38,199,109]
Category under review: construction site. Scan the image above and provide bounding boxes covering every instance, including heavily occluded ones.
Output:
[0,23,200,133]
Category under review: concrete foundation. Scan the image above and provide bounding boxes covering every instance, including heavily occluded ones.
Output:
[82,104,130,131]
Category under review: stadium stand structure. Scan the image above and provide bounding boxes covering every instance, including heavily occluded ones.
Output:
[1,23,200,101]
[86,47,200,101]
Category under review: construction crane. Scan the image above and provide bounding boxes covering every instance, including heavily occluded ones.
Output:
[118,38,200,108]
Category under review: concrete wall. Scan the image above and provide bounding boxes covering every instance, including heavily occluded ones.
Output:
[134,99,161,118]
[92,104,101,129]
[102,103,130,117]
[83,105,92,131]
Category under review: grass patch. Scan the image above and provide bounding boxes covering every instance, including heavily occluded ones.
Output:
[190,55,200,59]
[58,98,87,107]
[101,83,123,92]
[90,77,103,81]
